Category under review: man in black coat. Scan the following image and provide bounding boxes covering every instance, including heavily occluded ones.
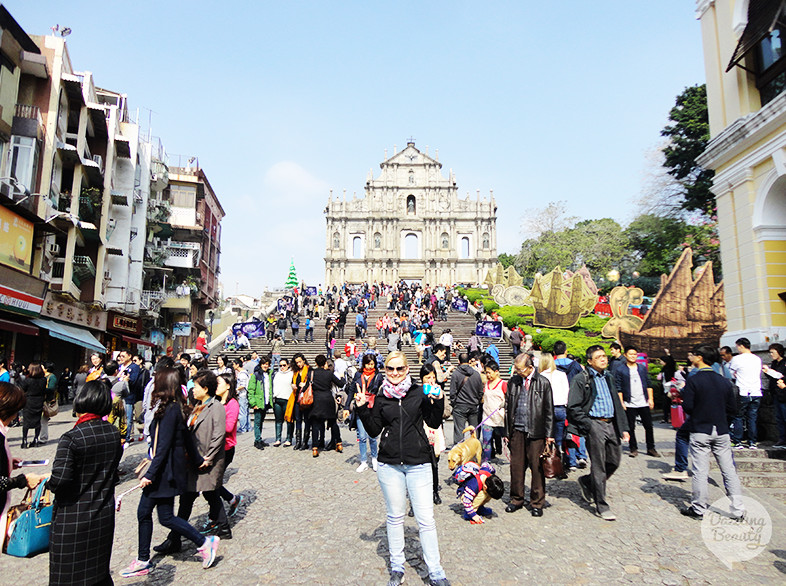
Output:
[504,353,554,516]
[680,345,744,520]
[567,345,629,521]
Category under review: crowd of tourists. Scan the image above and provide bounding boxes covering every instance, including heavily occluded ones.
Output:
[1,280,784,585]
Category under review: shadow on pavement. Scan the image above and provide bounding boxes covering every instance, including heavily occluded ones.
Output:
[771,549,786,575]
[360,524,430,583]
[639,476,690,510]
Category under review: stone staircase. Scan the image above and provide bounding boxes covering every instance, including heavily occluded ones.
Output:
[659,446,786,490]
[207,306,514,379]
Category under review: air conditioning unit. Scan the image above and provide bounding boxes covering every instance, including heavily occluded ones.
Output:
[93,154,103,168]
[104,270,111,280]
[47,243,61,255]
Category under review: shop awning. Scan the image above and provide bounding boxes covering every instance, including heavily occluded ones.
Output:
[122,335,155,348]
[30,318,106,353]
[0,317,38,336]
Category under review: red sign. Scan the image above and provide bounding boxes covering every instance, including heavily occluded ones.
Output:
[107,310,142,335]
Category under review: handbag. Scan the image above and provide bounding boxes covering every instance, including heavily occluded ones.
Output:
[4,481,53,557]
[298,382,314,407]
[539,442,564,479]
[134,424,158,480]
[42,400,59,418]
[671,405,685,429]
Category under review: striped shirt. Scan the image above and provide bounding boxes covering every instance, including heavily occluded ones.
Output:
[588,368,614,418]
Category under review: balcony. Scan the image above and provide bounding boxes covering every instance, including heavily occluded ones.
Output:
[12,104,43,139]
[161,241,201,269]
[50,258,82,299]
[73,255,96,282]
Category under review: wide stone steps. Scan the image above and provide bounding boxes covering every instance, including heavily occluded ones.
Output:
[658,446,786,488]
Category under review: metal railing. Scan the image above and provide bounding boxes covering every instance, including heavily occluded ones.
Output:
[14,104,42,126]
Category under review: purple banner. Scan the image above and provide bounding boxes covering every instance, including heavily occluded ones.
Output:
[475,320,502,338]
[232,320,266,339]
[451,298,468,312]
[305,286,317,297]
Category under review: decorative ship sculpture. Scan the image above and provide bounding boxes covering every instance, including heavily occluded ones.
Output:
[484,263,531,307]
[617,248,726,359]
[529,266,598,329]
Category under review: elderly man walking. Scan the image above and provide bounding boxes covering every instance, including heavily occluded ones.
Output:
[567,345,629,521]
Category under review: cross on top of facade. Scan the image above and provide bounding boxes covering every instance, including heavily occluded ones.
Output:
[407,136,416,144]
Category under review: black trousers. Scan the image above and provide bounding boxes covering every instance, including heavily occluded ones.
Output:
[585,419,621,514]
[625,406,655,452]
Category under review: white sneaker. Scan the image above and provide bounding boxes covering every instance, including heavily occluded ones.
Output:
[372,458,378,472]
[356,462,368,473]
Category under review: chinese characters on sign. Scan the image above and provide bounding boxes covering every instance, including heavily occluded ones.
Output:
[40,292,107,330]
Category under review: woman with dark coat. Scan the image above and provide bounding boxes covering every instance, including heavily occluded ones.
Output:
[343,353,384,472]
[47,380,122,586]
[1,382,46,552]
[355,351,449,586]
[164,369,229,542]
[121,368,218,577]
[20,362,52,448]
[309,354,344,457]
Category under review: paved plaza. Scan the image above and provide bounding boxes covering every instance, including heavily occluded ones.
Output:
[4,411,786,585]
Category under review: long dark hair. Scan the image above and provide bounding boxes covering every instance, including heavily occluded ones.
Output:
[218,373,237,402]
[151,367,185,419]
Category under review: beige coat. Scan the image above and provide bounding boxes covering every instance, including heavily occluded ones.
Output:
[186,398,226,492]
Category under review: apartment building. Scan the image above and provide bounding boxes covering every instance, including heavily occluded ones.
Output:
[0,6,224,370]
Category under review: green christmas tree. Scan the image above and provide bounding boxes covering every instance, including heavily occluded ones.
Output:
[285,258,298,289]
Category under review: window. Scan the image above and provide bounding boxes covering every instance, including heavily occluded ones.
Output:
[404,233,419,259]
[9,136,39,192]
[408,170,415,185]
[482,232,490,249]
[460,237,470,259]
[374,232,382,248]
[353,236,362,258]
[441,232,449,249]
[170,184,196,208]
[407,195,416,214]
[757,26,786,105]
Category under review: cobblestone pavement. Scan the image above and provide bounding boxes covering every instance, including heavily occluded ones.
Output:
[4,411,786,585]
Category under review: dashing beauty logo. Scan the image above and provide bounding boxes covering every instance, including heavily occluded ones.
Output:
[701,496,772,568]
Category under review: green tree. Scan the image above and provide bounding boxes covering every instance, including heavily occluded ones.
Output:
[624,213,690,276]
[497,252,516,268]
[661,84,715,215]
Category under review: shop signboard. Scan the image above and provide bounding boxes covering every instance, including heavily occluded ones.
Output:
[0,206,34,272]
[173,322,191,337]
[40,292,107,330]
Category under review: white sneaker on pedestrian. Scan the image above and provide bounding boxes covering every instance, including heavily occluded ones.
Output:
[197,535,219,569]
[356,462,368,473]
[372,458,378,472]
[662,469,689,481]
[120,559,152,577]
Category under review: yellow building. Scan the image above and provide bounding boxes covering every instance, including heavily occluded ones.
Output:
[696,0,786,349]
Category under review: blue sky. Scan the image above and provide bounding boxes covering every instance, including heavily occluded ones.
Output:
[7,1,706,295]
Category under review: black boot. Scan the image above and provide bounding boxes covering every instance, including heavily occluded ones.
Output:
[153,537,182,554]
[215,524,232,540]
[293,431,302,450]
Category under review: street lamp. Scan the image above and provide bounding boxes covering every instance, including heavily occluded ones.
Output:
[208,310,214,342]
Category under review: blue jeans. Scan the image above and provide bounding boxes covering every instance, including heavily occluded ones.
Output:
[356,417,378,462]
[137,493,204,562]
[552,406,567,453]
[238,391,250,433]
[480,424,503,461]
[675,427,690,472]
[567,435,587,467]
[376,462,446,581]
[125,401,135,441]
[278,328,286,342]
[776,401,786,444]
[732,396,761,444]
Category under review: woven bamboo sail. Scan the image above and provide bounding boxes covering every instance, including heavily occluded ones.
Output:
[619,248,726,359]
[529,266,598,329]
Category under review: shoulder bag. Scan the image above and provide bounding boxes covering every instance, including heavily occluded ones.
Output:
[42,400,59,419]
[134,423,159,480]
[298,372,314,408]
[4,481,53,557]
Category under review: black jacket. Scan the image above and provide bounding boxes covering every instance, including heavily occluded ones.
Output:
[357,383,444,465]
[682,369,737,435]
[505,373,554,439]
[144,402,202,498]
[567,369,629,439]
[448,364,483,408]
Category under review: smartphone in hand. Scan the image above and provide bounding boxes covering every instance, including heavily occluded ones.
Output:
[19,459,49,467]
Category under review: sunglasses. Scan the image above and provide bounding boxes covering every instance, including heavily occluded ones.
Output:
[385,365,407,373]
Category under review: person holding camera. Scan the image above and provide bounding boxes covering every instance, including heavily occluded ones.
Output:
[355,351,450,586]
